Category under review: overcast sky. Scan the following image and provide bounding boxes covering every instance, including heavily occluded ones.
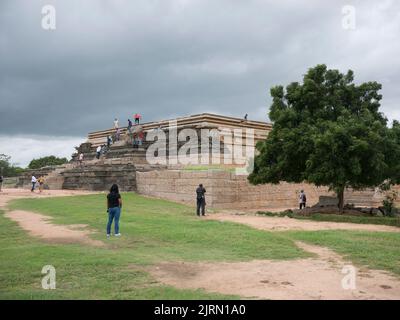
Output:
[1,0,399,167]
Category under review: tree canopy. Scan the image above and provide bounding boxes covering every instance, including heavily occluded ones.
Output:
[248,64,400,211]
[28,155,68,170]
[0,154,25,177]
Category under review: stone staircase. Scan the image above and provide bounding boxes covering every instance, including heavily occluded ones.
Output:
[43,163,75,189]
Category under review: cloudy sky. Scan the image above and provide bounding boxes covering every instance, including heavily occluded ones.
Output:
[1,0,399,167]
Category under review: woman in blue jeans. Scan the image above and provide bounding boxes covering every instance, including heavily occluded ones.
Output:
[106,184,122,238]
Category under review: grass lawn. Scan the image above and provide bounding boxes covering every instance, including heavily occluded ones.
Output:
[1,193,399,299]
[257,211,400,227]
[286,230,400,276]
[1,193,305,299]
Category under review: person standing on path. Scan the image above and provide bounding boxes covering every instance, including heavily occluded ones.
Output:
[299,190,307,209]
[0,175,3,192]
[196,184,207,216]
[106,184,122,238]
[31,175,37,192]
[38,176,45,193]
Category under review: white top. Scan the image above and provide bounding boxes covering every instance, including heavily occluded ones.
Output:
[79,153,84,160]
[31,176,37,183]
[114,120,119,129]
[96,146,101,152]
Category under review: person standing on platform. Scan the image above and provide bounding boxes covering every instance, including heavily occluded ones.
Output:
[96,145,101,159]
[78,153,84,167]
[116,128,121,141]
[114,118,119,130]
[134,113,142,124]
[128,119,133,131]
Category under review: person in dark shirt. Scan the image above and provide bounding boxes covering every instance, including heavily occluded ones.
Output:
[106,184,122,237]
[196,184,206,216]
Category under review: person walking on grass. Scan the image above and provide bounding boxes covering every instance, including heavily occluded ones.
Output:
[106,184,122,238]
[196,184,206,216]
[31,175,37,192]
[299,190,307,209]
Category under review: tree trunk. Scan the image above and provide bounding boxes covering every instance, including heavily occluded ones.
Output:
[337,188,345,214]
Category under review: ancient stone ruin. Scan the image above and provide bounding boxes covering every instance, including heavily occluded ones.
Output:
[17,113,398,210]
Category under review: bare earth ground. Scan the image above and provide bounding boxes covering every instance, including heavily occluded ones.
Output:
[0,188,103,247]
[205,212,400,233]
[148,242,400,300]
[2,188,400,299]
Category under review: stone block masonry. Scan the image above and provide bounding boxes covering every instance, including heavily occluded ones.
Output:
[62,164,137,191]
[136,169,335,210]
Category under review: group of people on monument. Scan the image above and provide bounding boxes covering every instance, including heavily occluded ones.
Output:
[94,114,144,161]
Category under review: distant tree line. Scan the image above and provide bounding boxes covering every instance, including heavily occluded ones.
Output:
[0,154,69,177]
[28,155,68,169]
[0,154,24,177]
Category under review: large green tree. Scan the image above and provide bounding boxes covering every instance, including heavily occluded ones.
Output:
[249,64,400,212]
[28,155,68,170]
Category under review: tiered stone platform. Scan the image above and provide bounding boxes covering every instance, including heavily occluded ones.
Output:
[16,113,397,210]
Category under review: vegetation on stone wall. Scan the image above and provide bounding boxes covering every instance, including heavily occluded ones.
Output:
[249,64,400,212]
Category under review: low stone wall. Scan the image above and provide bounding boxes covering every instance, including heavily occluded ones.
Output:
[2,177,19,188]
[62,164,137,191]
[136,169,334,210]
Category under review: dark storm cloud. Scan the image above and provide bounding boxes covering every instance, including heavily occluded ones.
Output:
[1,0,399,137]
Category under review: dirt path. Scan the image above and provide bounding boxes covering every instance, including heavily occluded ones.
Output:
[205,213,400,233]
[0,188,104,247]
[148,241,400,300]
